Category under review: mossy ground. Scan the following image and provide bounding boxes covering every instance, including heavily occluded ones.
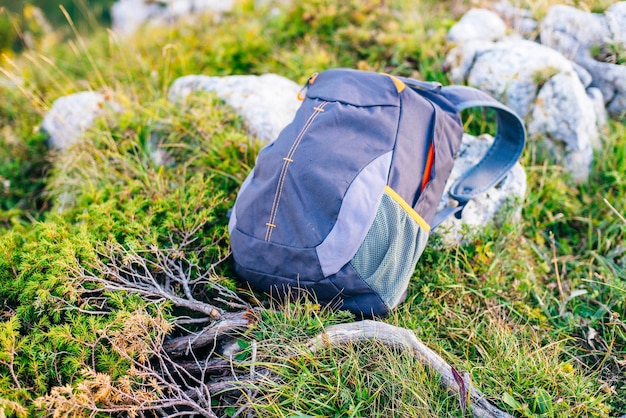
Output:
[0,0,624,416]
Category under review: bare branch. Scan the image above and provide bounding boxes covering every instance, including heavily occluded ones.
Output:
[174,357,245,376]
[306,320,513,418]
[77,244,229,319]
[164,309,259,357]
[174,317,212,326]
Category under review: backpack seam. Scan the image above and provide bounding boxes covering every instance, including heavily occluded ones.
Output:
[265,100,329,241]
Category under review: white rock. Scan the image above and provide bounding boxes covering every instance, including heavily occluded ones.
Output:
[111,0,235,35]
[571,62,593,88]
[540,5,609,57]
[189,0,235,13]
[605,2,626,46]
[461,39,574,118]
[168,73,302,143]
[444,40,494,84]
[445,39,599,181]
[587,87,608,129]
[584,59,626,115]
[111,0,163,35]
[161,0,235,18]
[493,1,538,38]
[540,3,626,116]
[447,9,507,43]
[437,134,527,245]
[528,72,598,182]
[42,92,121,150]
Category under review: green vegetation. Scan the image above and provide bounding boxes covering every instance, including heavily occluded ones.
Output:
[2,0,115,28]
[0,0,624,416]
[1,0,115,55]
[592,43,626,66]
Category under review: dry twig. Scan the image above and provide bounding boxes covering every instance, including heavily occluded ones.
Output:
[164,309,259,357]
[76,243,250,320]
[307,320,513,418]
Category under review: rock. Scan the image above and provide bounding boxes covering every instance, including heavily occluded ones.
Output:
[163,0,235,18]
[583,58,626,115]
[540,5,609,55]
[605,2,626,46]
[528,72,598,182]
[493,1,538,38]
[444,39,599,181]
[111,0,163,35]
[444,40,495,85]
[458,40,574,118]
[540,3,626,115]
[111,0,235,35]
[168,73,301,143]
[587,87,608,129]
[447,9,507,43]
[42,92,121,150]
[437,134,527,244]
[571,62,593,88]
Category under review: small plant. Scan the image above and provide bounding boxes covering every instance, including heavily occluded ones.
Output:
[591,42,626,65]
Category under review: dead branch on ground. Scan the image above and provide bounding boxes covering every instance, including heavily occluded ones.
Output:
[306,320,513,418]
[164,309,258,357]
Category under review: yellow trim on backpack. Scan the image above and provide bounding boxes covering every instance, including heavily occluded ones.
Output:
[388,75,406,93]
[381,73,406,93]
[384,186,430,233]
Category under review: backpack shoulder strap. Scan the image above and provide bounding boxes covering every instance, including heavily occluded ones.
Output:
[431,85,526,228]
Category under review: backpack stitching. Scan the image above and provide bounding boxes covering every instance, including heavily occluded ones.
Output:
[265,114,315,240]
[265,101,329,241]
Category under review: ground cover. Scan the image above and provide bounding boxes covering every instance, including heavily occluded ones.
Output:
[0,0,624,416]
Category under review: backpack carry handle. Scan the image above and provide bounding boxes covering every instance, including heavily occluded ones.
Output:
[440,85,526,201]
[428,86,526,230]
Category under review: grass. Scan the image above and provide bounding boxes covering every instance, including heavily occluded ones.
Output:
[591,43,626,66]
[0,0,625,416]
[229,300,459,417]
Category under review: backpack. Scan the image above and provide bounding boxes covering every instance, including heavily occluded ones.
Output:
[228,68,525,317]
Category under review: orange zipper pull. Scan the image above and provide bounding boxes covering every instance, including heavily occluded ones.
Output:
[297,72,319,101]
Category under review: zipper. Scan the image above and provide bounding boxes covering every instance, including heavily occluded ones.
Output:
[297,72,319,101]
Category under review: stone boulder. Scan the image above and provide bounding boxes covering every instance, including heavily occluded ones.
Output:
[540,3,626,115]
[437,134,527,244]
[493,1,538,38]
[607,2,626,45]
[168,73,301,143]
[111,0,163,35]
[445,39,602,182]
[42,91,121,150]
[111,0,235,35]
[447,9,507,43]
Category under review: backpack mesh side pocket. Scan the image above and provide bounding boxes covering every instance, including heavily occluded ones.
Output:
[349,191,429,310]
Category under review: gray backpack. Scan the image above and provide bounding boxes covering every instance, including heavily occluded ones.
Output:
[228,68,525,317]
